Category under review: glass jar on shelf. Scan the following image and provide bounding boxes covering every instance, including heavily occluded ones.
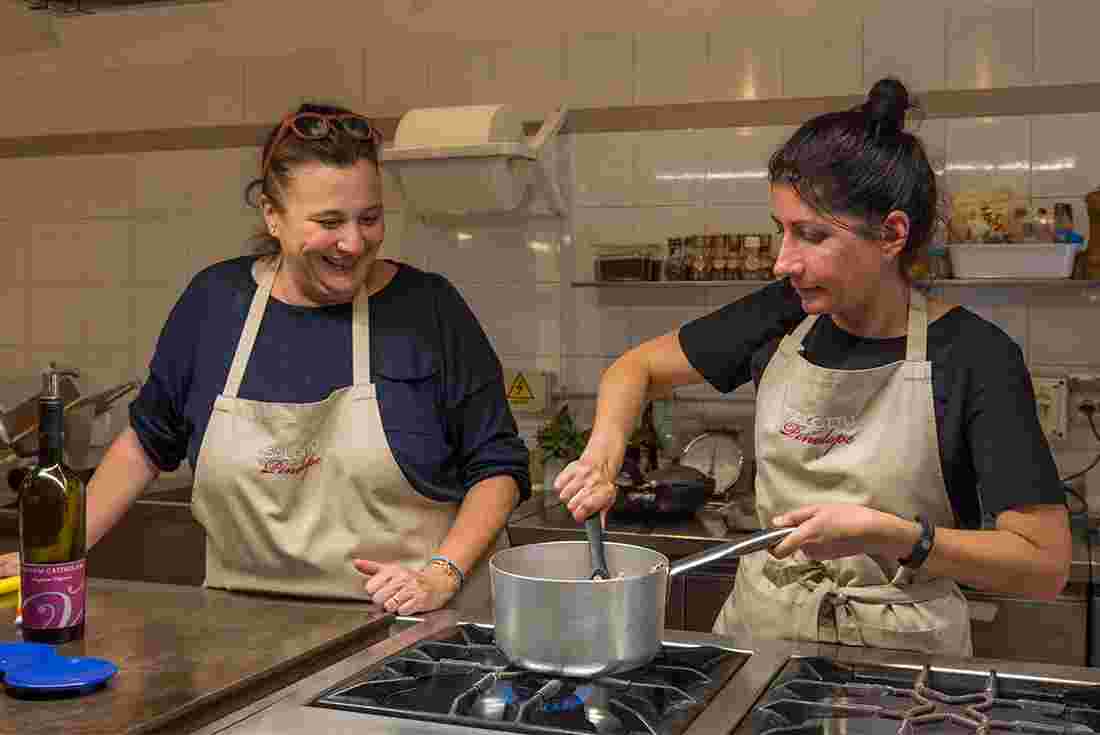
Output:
[686,235,711,281]
[724,233,744,280]
[704,234,723,280]
[663,237,687,281]
[741,234,767,279]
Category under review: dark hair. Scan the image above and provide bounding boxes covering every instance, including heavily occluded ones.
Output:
[244,102,381,256]
[768,77,938,280]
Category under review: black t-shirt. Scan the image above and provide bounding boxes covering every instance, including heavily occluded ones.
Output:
[130,255,531,504]
[678,279,1064,528]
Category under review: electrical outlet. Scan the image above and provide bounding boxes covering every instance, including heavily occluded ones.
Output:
[1032,376,1069,441]
[1071,391,1100,426]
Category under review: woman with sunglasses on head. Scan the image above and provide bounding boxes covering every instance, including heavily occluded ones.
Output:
[0,102,529,615]
[554,78,1071,654]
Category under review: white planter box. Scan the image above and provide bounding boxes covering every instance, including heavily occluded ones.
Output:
[946,242,1077,279]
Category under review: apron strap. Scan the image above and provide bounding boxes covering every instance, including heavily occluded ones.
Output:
[785,313,820,354]
[352,283,372,385]
[905,288,929,362]
[225,256,280,398]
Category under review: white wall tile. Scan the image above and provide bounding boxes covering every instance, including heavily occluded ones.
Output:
[29,287,130,348]
[26,348,136,396]
[91,59,245,132]
[0,223,28,283]
[135,147,258,217]
[459,282,560,357]
[1028,298,1100,365]
[707,20,783,101]
[573,207,643,280]
[705,204,775,236]
[634,130,708,205]
[363,40,430,117]
[134,215,255,286]
[562,356,613,396]
[0,287,26,345]
[243,48,365,124]
[572,132,638,206]
[474,40,566,121]
[944,116,1030,200]
[28,222,132,284]
[565,33,634,109]
[631,205,710,245]
[864,2,948,92]
[1031,114,1100,199]
[0,348,26,375]
[782,13,863,98]
[425,222,561,285]
[705,126,792,205]
[947,4,1034,90]
[0,155,135,220]
[635,31,709,106]
[426,40,485,108]
[563,288,633,357]
[1035,0,1100,85]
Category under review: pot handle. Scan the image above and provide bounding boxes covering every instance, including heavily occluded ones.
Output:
[668,527,795,577]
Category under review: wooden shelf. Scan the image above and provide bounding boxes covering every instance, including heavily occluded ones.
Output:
[572,279,1100,288]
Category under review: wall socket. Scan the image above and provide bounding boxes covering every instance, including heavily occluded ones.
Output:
[1033,376,1069,441]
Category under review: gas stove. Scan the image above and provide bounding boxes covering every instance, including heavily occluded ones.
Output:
[310,622,751,735]
[737,656,1100,735]
[199,612,1100,735]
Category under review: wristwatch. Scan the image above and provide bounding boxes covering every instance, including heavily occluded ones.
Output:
[898,516,935,569]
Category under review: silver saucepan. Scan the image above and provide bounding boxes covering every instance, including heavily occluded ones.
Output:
[489,526,794,677]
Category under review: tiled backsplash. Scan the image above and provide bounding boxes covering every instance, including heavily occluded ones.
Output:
[1,0,1100,498]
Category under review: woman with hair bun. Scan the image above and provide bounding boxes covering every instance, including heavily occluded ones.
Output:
[553,78,1070,654]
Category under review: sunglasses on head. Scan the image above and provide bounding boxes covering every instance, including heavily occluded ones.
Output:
[261,111,382,181]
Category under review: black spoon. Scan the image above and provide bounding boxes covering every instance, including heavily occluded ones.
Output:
[584,515,610,580]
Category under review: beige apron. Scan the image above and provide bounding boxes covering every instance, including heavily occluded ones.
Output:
[190,257,501,613]
[714,289,972,655]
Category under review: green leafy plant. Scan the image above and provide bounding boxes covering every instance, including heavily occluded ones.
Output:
[536,404,591,461]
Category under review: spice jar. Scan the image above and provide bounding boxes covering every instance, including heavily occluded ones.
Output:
[704,234,723,280]
[724,234,744,280]
[741,234,767,279]
[686,235,711,281]
[757,233,776,279]
[663,237,686,281]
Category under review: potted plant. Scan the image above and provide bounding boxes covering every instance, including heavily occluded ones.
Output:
[536,404,590,499]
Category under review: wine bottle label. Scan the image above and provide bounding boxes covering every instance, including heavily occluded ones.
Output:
[20,560,86,630]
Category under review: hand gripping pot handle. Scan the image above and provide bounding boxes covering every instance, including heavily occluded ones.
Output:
[668,527,795,577]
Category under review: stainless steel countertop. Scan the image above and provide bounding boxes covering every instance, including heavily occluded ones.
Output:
[191,609,1100,735]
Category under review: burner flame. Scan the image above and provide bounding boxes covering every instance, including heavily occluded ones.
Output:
[544,685,593,713]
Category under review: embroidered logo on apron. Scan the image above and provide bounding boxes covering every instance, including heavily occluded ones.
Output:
[257,440,322,476]
[779,409,858,451]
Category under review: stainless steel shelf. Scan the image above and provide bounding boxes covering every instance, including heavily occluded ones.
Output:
[572,279,1100,288]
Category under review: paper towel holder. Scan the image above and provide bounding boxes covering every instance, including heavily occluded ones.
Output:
[382,105,568,219]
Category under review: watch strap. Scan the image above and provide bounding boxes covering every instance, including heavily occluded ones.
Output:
[898,515,935,569]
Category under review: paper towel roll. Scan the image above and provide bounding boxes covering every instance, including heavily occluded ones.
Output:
[394,105,524,149]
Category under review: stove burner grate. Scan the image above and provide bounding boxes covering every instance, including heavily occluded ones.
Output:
[311,624,750,735]
[751,658,1100,735]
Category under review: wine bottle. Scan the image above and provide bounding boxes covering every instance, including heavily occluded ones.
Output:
[19,365,87,644]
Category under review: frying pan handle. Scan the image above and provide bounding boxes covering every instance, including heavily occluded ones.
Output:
[668,527,795,577]
[584,515,610,580]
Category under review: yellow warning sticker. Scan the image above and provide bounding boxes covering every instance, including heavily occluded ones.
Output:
[507,373,536,402]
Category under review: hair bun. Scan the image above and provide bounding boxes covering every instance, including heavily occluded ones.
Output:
[863,78,909,135]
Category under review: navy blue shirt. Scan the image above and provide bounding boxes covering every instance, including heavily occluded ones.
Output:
[679,279,1065,529]
[130,256,530,504]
